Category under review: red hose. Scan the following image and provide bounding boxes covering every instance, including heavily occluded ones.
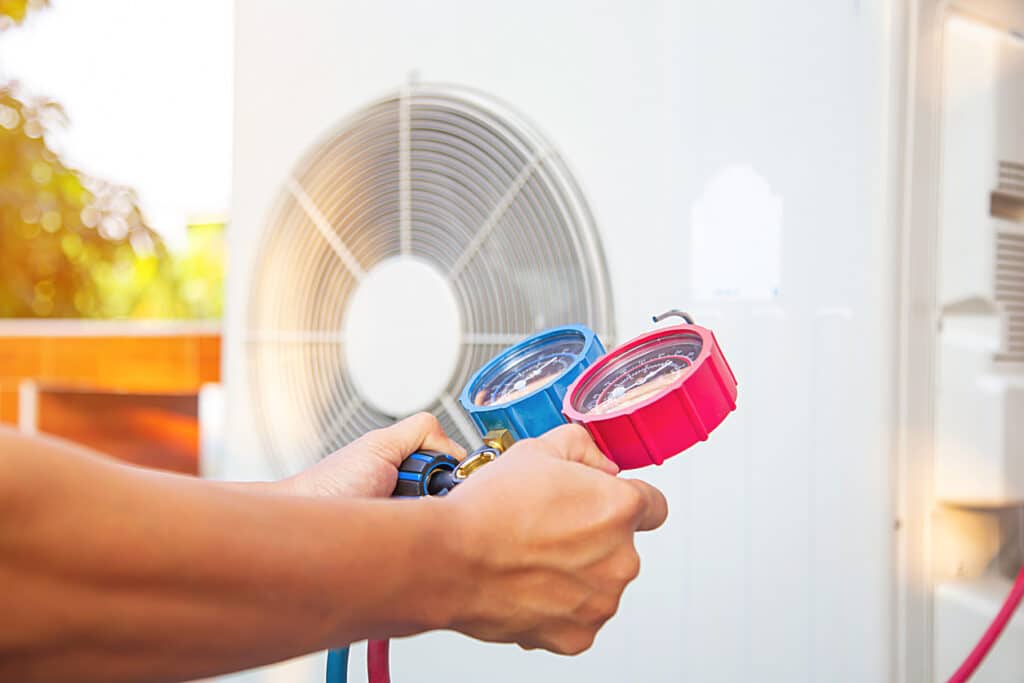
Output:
[947,563,1024,683]
[363,568,1022,683]
[367,639,391,683]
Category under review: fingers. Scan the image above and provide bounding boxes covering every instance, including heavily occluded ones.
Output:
[413,413,468,460]
[371,413,467,463]
[518,627,598,656]
[622,479,669,532]
[538,424,619,475]
[531,426,666,531]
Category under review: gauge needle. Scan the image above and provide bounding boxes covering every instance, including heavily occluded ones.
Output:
[628,361,678,392]
[521,356,563,383]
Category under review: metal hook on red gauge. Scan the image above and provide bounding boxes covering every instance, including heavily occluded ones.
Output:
[563,310,738,470]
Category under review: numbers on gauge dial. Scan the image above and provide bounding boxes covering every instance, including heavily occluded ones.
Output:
[576,333,703,415]
[473,333,586,407]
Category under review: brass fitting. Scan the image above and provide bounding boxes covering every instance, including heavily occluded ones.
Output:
[482,428,514,453]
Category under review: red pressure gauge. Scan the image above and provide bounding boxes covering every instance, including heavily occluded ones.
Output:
[563,310,738,470]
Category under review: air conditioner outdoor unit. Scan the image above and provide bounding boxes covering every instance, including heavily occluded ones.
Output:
[217,1,1024,681]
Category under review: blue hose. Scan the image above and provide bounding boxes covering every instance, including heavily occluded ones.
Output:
[325,449,461,683]
[326,647,349,683]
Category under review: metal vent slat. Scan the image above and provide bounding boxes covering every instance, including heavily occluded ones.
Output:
[996,239,1024,253]
[244,85,615,475]
[995,177,1024,360]
[992,163,1024,223]
[997,231,1024,244]
[975,144,1023,365]
[996,255,1024,266]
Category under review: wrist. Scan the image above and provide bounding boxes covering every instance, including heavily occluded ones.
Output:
[423,494,489,634]
[212,477,303,497]
[268,474,307,496]
[404,496,471,632]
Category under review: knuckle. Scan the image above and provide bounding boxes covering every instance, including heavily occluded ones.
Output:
[547,423,586,444]
[561,630,596,655]
[593,594,620,622]
[623,551,641,581]
[509,436,539,456]
[574,589,620,625]
[358,427,386,447]
[517,437,555,461]
[607,550,641,583]
[560,423,590,442]
[411,411,440,429]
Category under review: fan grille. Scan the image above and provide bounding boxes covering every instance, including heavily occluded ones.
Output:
[246,85,614,475]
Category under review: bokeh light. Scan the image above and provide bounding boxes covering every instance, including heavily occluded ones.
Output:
[0,0,226,320]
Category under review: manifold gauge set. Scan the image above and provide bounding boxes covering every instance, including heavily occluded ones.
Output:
[330,310,738,683]
[396,309,739,499]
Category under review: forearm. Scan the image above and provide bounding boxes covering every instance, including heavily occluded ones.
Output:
[0,429,457,683]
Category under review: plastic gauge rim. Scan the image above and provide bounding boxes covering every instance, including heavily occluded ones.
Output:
[562,323,737,469]
[459,324,605,440]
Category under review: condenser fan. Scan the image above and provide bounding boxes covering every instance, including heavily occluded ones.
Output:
[245,84,614,476]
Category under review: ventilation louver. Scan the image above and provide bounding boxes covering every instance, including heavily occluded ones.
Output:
[993,160,1024,363]
[244,85,614,475]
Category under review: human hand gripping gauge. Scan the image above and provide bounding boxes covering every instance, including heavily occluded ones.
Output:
[328,325,607,683]
[332,311,1022,683]
[328,312,738,683]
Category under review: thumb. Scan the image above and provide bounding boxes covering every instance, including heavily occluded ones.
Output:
[368,412,467,463]
[538,424,619,475]
[624,479,669,532]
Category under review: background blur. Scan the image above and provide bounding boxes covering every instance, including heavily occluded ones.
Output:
[3,1,1024,683]
[0,0,229,472]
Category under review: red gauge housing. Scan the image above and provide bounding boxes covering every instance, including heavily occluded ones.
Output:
[563,323,737,470]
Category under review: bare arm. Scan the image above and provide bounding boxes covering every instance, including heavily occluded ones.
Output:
[0,428,454,682]
[0,421,667,683]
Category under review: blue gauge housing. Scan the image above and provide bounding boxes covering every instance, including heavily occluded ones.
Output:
[459,325,605,440]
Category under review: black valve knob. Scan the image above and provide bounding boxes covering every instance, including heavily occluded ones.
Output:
[393,450,459,497]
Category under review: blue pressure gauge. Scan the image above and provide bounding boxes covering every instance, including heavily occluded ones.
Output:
[459,325,605,440]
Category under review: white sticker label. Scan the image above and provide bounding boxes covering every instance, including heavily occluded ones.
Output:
[690,165,782,301]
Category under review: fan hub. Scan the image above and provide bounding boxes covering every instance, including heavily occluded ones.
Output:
[343,256,462,417]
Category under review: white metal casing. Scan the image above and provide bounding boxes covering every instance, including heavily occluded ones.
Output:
[935,578,1024,681]
[225,1,900,681]
[934,14,1024,505]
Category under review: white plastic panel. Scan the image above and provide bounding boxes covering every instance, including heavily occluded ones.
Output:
[228,1,899,681]
[937,15,1024,309]
[934,16,1024,505]
[935,318,1024,503]
[198,383,225,479]
[935,578,1024,682]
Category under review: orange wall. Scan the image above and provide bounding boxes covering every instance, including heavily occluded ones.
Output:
[0,322,220,425]
[34,390,202,474]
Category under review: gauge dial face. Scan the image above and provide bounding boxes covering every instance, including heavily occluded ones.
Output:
[472,331,586,407]
[572,331,703,415]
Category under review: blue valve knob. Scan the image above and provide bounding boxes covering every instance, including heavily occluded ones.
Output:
[459,325,605,440]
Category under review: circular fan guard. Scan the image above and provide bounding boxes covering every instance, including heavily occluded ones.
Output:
[246,84,615,475]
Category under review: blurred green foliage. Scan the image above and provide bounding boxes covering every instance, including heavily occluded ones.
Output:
[0,0,225,319]
[174,221,226,320]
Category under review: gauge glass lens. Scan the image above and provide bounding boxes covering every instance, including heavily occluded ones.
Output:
[573,331,703,415]
[472,331,586,407]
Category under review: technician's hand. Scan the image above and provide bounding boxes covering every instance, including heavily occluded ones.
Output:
[443,424,668,655]
[280,412,467,498]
